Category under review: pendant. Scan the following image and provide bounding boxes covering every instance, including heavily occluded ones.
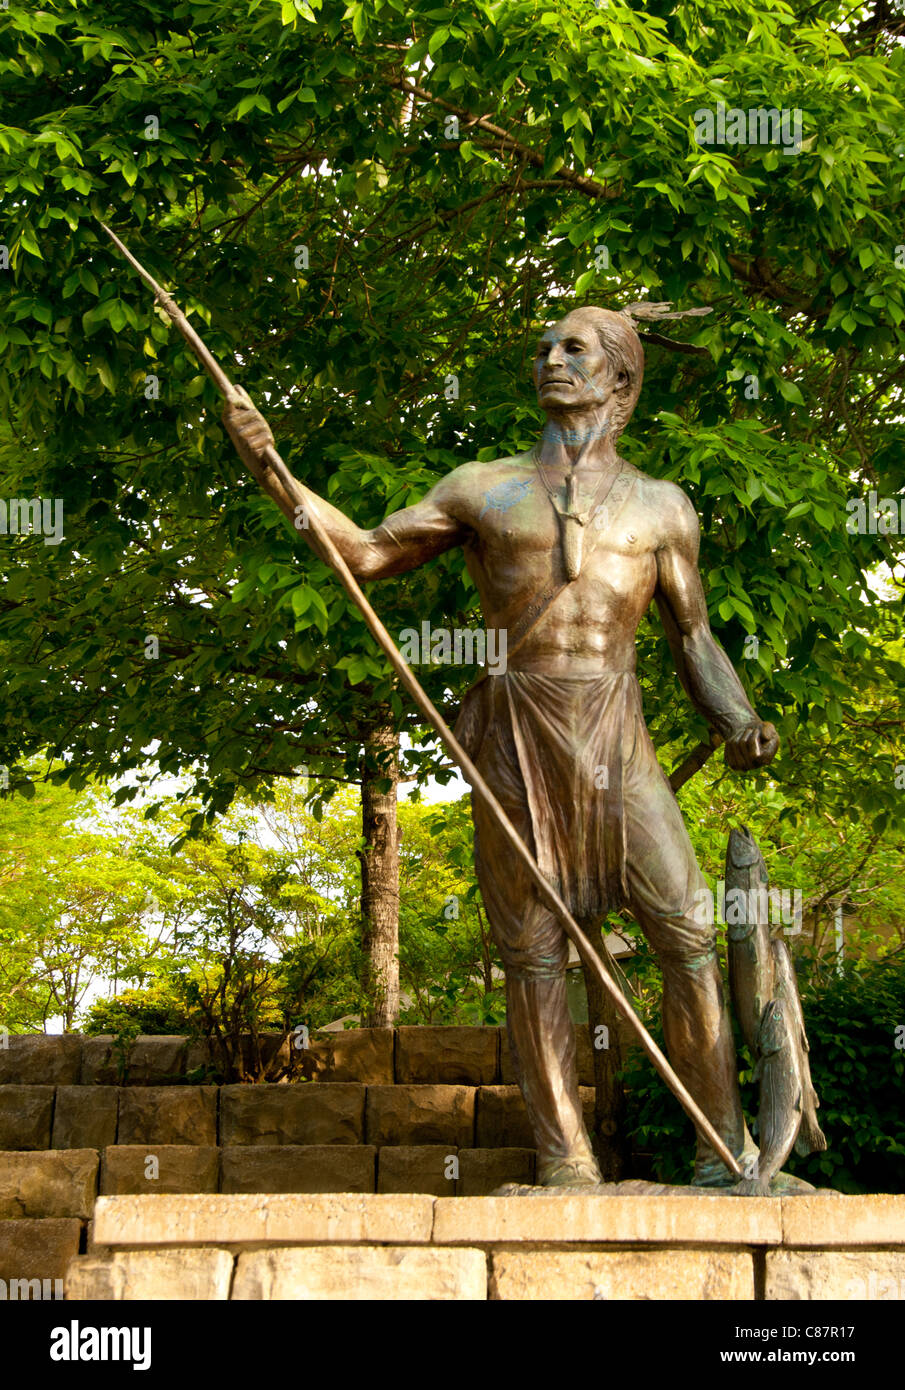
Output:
[563,470,583,581]
[562,512,583,581]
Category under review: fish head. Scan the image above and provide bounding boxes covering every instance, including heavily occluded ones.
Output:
[757,1000,788,1057]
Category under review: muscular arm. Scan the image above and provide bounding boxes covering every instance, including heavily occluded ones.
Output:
[222,388,469,579]
[654,489,779,769]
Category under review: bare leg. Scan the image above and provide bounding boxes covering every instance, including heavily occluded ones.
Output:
[473,799,599,1183]
[624,757,751,1184]
[503,967,599,1181]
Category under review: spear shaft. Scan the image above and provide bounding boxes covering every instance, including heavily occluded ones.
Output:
[99,220,743,1180]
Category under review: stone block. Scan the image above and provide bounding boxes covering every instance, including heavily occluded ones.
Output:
[500,1030,595,1086]
[298,1028,394,1085]
[781,1194,905,1247]
[475,1085,594,1149]
[0,1035,81,1086]
[766,1249,905,1300]
[366,1085,475,1148]
[377,1146,457,1196]
[93,1193,435,1247]
[79,1035,120,1086]
[232,1245,486,1300]
[220,1083,364,1146]
[395,1027,499,1085]
[185,1034,292,1080]
[236,1033,292,1077]
[65,1249,234,1301]
[117,1087,218,1146]
[0,1218,81,1284]
[52,1086,119,1151]
[457,1148,536,1196]
[125,1036,187,1085]
[0,1150,98,1219]
[221,1145,375,1194]
[0,1085,55,1150]
[490,1249,755,1300]
[101,1145,220,1195]
[432,1194,783,1246]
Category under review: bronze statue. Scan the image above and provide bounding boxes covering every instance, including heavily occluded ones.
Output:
[220,304,821,1192]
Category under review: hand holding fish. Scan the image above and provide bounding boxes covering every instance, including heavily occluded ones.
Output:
[724,719,779,772]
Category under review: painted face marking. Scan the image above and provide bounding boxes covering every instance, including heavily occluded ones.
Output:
[534,327,610,404]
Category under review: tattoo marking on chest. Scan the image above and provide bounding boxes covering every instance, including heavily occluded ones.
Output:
[478,476,534,520]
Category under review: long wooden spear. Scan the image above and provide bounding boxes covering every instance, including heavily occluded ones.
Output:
[99,220,743,1180]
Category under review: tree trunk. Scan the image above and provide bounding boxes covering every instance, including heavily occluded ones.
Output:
[581,934,628,1182]
[359,724,400,1028]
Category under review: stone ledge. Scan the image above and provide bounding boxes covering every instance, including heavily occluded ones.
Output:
[92,1193,436,1247]
[489,1248,755,1300]
[232,1245,487,1300]
[65,1248,234,1301]
[432,1194,784,1246]
[766,1248,905,1299]
[781,1194,905,1247]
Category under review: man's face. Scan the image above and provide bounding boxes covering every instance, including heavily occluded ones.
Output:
[533,316,621,414]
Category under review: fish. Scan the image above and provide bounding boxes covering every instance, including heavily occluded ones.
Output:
[738,993,807,1195]
[771,937,827,1157]
[725,827,775,1053]
[725,826,826,1195]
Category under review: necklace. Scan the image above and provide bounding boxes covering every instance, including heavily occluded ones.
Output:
[532,444,623,581]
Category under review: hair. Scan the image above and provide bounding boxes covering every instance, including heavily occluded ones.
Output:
[549,306,645,437]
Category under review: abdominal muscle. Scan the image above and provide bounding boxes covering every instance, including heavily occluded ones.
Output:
[473,551,656,677]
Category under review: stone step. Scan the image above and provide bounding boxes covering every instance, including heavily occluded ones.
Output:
[0,1218,82,1286]
[0,1143,537,1203]
[89,1190,789,1249]
[97,1143,535,1196]
[0,1026,637,1089]
[61,1192,905,1300]
[0,1081,593,1150]
[65,1244,489,1301]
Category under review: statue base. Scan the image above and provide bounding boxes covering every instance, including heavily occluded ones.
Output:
[492,1178,833,1198]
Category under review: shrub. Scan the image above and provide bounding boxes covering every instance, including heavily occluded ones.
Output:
[622,951,905,1193]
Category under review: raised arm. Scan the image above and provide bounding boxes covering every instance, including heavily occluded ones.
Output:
[654,486,779,772]
[222,388,468,579]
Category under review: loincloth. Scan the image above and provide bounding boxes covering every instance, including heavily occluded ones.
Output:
[454,669,652,921]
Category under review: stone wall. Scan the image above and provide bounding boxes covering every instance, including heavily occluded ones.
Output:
[63,1191,905,1300]
[0,1024,631,1087]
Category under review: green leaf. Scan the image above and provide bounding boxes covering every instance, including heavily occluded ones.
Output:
[19,226,42,259]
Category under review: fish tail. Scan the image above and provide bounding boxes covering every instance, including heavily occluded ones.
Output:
[795,1088,828,1156]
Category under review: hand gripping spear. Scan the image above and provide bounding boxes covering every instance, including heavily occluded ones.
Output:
[99,221,743,1181]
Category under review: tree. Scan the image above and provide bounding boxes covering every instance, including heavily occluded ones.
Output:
[2,0,904,1020]
[0,771,168,1029]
